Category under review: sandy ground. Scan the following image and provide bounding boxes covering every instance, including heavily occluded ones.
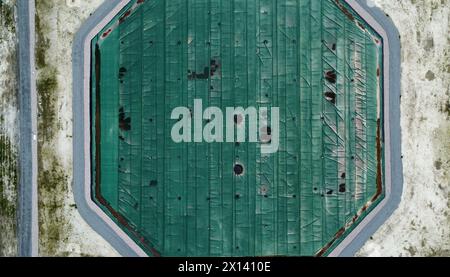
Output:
[358,0,450,257]
[0,0,18,257]
[36,0,118,257]
[33,0,449,257]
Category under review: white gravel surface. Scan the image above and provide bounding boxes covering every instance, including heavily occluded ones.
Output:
[36,0,119,257]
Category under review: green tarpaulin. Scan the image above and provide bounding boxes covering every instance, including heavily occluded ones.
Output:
[91,0,384,257]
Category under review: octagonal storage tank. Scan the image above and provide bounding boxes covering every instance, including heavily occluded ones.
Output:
[73,0,403,257]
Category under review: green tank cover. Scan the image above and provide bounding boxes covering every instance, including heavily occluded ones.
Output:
[91,0,384,257]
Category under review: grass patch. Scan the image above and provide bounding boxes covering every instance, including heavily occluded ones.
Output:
[37,153,70,256]
[35,13,49,69]
[37,68,58,140]
[0,0,16,34]
[0,130,18,256]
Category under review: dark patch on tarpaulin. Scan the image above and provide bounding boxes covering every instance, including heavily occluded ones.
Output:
[119,107,131,131]
[92,44,160,258]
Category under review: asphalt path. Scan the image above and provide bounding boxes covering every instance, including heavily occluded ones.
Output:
[17,0,38,257]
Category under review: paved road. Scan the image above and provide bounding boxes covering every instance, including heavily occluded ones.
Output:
[17,0,38,257]
[72,0,403,257]
[73,0,146,257]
